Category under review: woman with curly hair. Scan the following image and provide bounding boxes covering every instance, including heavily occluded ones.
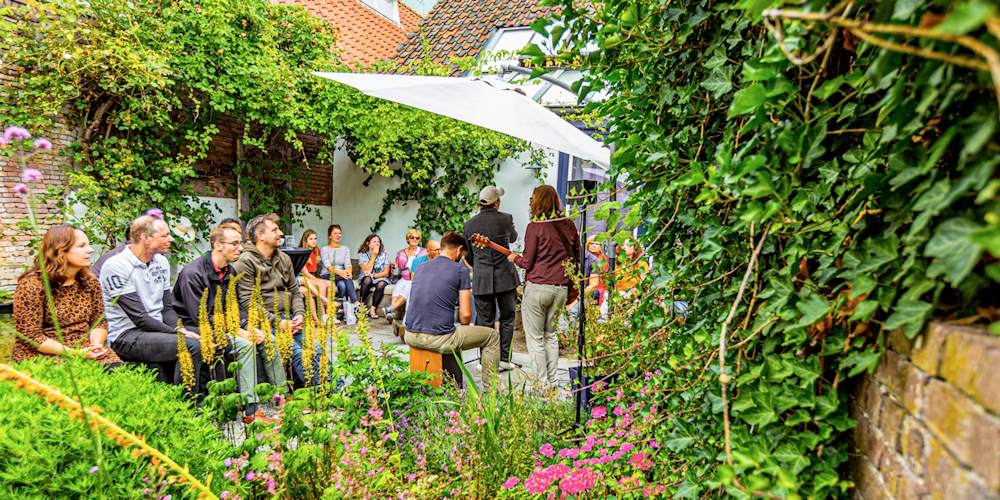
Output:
[615,236,649,298]
[12,225,121,365]
[358,233,391,319]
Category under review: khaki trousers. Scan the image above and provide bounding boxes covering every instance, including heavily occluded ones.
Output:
[521,282,567,387]
[405,324,500,388]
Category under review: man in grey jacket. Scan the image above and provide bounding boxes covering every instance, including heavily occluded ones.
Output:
[463,186,519,370]
[232,214,310,384]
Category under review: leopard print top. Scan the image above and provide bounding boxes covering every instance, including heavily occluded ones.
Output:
[12,271,121,364]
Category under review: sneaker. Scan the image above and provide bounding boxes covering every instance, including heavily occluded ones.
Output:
[499,361,517,371]
[384,307,395,322]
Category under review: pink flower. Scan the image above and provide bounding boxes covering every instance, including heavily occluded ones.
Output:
[245,471,256,481]
[591,406,607,419]
[558,468,601,495]
[3,126,30,143]
[12,183,28,195]
[501,477,521,489]
[89,466,99,474]
[32,138,52,150]
[539,443,555,458]
[629,452,653,471]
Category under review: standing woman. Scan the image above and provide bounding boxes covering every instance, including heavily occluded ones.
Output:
[383,229,426,321]
[507,185,579,387]
[321,224,357,325]
[298,229,335,321]
[13,225,121,365]
[357,234,391,319]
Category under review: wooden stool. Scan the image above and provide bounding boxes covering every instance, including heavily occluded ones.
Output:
[408,347,463,388]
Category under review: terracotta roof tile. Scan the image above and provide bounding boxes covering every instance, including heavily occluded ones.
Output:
[393,0,560,74]
[272,0,423,66]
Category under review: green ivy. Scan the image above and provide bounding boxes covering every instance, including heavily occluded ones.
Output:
[1,0,530,259]
[531,0,998,496]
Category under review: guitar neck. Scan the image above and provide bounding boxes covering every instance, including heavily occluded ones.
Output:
[483,240,512,256]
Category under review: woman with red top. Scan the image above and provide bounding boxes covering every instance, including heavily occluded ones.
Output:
[507,185,580,387]
[12,225,121,365]
[298,229,335,322]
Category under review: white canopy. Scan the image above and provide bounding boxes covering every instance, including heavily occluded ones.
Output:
[313,72,611,169]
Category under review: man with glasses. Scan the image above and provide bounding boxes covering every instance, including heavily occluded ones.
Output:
[101,214,203,390]
[172,225,286,423]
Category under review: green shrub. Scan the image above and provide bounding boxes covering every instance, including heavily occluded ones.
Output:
[0,357,230,498]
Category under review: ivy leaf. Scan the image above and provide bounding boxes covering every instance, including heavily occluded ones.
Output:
[840,349,882,377]
[663,435,695,451]
[885,299,933,338]
[740,406,778,426]
[925,217,983,285]
[701,69,733,99]
[934,1,996,35]
[971,225,1000,257]
[849,300,879,321]
[728,83,767,117]
[773,446,809,475]
[674,481,702,499]
[793,294,831,327]
[849,275,877,298]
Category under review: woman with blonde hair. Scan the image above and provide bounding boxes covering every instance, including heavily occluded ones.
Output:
[13,225,121,365]
[507,185,579,387]
[383,228,427,322]
[298,229,335,322]
[615,236,649,298]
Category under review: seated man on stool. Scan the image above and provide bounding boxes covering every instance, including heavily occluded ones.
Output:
[404,232,500,389]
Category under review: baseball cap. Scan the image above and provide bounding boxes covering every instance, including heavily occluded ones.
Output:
[479,186,505,206]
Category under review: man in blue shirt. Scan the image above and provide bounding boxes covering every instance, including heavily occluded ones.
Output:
[405,232,499,388]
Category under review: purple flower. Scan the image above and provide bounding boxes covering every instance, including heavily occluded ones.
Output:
[224,457,233,467]
[21,168,42,182]
[501,477,521,489]
[3,126,30,143]
[145,208,164,219]
[12,183,28,195]
[220,492,232,499]
[89,466,99,474]
[245,471,256,481]
[32,138,52,150]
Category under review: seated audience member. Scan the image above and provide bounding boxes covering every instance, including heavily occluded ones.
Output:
[91,223,132,279]
[101,215,202,389]
[358,234,391,319]
[321,224,357,325]
[219,218,244,238]
[13,225,121,365]
[568,237,609,314]
[232,214,314,385]
[173,225,285,422]
[409,239,441,276]
[615,236,649,298]
[404,231,500,388]
[298,229,334,321]
[383,229,426,322]
[507,185,578,388]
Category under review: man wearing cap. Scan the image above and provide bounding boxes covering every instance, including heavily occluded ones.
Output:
[463,186,519,370]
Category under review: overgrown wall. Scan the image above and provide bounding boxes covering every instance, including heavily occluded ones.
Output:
[851,323,1000,498]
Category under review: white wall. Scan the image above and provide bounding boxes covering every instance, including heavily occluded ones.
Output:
[328,146,558,256]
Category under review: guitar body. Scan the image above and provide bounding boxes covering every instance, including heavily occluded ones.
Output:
[471,233,581,304]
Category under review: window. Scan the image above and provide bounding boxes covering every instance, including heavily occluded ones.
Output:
[357,0,400,25]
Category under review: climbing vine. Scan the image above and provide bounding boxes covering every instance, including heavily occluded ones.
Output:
[531,0,999,497]
[1,0,528,258]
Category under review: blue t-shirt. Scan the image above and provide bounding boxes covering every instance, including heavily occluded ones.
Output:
[405,256,470,335]
[410,255,429,276]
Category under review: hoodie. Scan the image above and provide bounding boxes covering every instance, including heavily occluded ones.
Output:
[231,242,305,324]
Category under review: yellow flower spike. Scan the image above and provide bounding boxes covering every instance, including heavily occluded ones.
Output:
[0,363,218,500]
[213,285,227,352]
[301,288,315,384]
[198,288,215,366]
[176,320,196,392]
[225,274,242,339]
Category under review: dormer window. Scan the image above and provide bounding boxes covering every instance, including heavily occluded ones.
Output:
[357,0,400,26]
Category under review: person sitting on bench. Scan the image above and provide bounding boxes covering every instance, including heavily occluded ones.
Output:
[404,231,500,389]
[173,224,285,423]
[101,214,202,390]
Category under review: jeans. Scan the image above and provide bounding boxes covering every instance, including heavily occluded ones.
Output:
[335,276,357,302]
[230,336,286,406]
[405,324,500,389]
[112,328,202,392]
[473,289,516,363]
[521,282,568,387]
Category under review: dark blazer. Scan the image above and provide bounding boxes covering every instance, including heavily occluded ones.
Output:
[464,207,520,295]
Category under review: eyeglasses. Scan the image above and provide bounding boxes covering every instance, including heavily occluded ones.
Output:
[408,236,420,240]
[220,241,241,247]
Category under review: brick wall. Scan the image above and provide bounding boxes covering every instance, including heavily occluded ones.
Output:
[851,323,1000,499]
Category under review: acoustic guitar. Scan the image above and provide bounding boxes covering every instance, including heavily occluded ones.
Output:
[470,233,580,304]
